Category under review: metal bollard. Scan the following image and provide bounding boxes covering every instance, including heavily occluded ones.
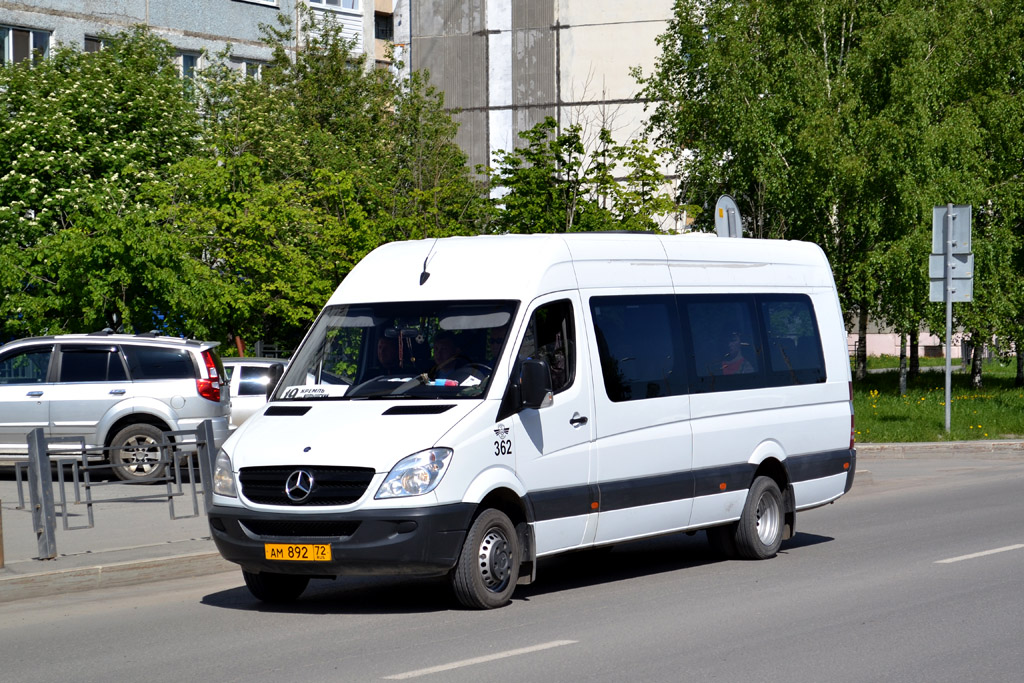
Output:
[196,420,217,514]
[27,428,58,560]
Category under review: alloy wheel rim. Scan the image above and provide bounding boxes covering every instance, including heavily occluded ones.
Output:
[123,435,159,474]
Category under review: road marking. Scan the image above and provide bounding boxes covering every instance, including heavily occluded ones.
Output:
[936,544,1024,564]
[384,640,578,680]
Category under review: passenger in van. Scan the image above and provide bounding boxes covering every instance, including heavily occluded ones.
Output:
[721,332,754,375]
[429,330,466,379]
[374,336,401,376]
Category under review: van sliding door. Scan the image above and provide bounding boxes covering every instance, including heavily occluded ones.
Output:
[586,294,694,544]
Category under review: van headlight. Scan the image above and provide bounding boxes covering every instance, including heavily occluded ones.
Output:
[376,448,453,499]
[213,449,237,497]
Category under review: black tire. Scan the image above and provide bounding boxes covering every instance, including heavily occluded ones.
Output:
[451,509,520,609]
[242,570,310,603]
[706,523,738,559]
[735,476,784,560]
[109,423,167,483]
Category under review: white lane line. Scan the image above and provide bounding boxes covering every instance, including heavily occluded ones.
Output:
[384,640,578,680]
[936,544,1024,564]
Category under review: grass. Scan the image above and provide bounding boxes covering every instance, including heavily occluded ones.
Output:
[852,356,1024,442]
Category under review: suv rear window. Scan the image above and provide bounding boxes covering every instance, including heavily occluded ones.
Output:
[123,346,195,380]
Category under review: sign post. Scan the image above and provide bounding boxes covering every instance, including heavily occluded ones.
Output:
[929,204,972,433]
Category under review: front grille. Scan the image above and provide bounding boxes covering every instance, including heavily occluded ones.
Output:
[239,465,375,506]
[240,519,360,540]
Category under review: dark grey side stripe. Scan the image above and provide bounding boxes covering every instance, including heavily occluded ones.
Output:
[524,448,854,523]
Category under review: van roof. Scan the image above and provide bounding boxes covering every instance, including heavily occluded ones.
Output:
[331,233,834,305]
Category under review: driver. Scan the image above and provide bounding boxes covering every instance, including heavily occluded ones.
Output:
[430,330,466,379]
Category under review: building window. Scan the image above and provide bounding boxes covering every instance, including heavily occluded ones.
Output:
[178,52,200,80]
[309,0,359,10]
[244,60,264,79]
[0,26,50,66]
[84,36,104,53]
[374,13,394,41]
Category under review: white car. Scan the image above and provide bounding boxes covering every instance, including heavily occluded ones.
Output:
[222,358,285,429]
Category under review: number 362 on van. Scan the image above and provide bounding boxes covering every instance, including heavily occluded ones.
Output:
[207,232,855,609]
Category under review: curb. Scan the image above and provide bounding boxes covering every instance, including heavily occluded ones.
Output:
[0,551,235,604]
[856,440,1024,459]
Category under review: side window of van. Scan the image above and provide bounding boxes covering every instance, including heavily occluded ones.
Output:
[590,295,686,402]
[680,294,826,393]
[761,295,826,384]
[683,296,761,390]
[517,300,575,393]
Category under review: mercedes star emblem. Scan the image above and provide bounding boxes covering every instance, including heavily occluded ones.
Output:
[284,469,315,503]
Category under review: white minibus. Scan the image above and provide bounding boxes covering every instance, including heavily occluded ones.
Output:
[208,233,855,608]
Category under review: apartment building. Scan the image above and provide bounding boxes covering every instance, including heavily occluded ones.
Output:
[0,0,397,74]
[393,0,674,173]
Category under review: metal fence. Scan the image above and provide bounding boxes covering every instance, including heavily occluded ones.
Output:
[12,421,217,561]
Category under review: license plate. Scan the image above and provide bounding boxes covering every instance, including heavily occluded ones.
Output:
[264,543,332,562]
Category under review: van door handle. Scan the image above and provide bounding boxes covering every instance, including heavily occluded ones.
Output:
[109,389,126,395]
[569,413,588,427]
[27,390,43,397]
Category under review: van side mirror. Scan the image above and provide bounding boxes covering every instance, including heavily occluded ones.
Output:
[265,363,285,401]
[520,359,553,409]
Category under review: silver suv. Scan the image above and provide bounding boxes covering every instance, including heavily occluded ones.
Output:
[0,331,231,482]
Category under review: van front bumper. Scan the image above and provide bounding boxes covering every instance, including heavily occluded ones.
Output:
[207,503,476,577]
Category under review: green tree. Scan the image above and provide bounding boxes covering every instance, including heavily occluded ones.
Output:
[637,0,1024,386]
[0,28,200,339]
[167,9,489,351]
[489,117,679,234]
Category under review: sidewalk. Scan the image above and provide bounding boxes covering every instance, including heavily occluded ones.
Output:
[3,439,1024,604]
[0,472,233,604]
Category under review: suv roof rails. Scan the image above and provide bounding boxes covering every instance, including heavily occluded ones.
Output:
[135,330,162,338]
[88,328,114,336]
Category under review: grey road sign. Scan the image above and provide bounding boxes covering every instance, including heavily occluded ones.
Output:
[928,253,974,280]
[932,205,972,254]
[715,195,742,238]
[929,279,974,303]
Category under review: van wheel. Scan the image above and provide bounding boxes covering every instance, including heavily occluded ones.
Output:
[242,570,309,603]
[735,476,784,559]
[706,523,738,559]
[109,424,166,483]
[451,509,520,609]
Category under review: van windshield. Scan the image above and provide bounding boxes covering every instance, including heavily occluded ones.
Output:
[274,300,518,401]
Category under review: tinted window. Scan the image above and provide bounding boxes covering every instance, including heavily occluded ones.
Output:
[585,293,826,400]
[683,296,762,392]
[516,300,575,394]
[123,346,195,380]
[59,346,127,382]
[591,295,686,402]
[761,296,826,383]
[0,346,52,384]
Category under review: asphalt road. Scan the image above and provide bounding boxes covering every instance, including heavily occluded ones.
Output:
[1,456,1022,683]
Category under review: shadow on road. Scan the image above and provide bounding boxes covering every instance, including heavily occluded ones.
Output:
[200,530,834,615]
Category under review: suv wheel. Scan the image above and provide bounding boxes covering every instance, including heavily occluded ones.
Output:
[110,423,167,483]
